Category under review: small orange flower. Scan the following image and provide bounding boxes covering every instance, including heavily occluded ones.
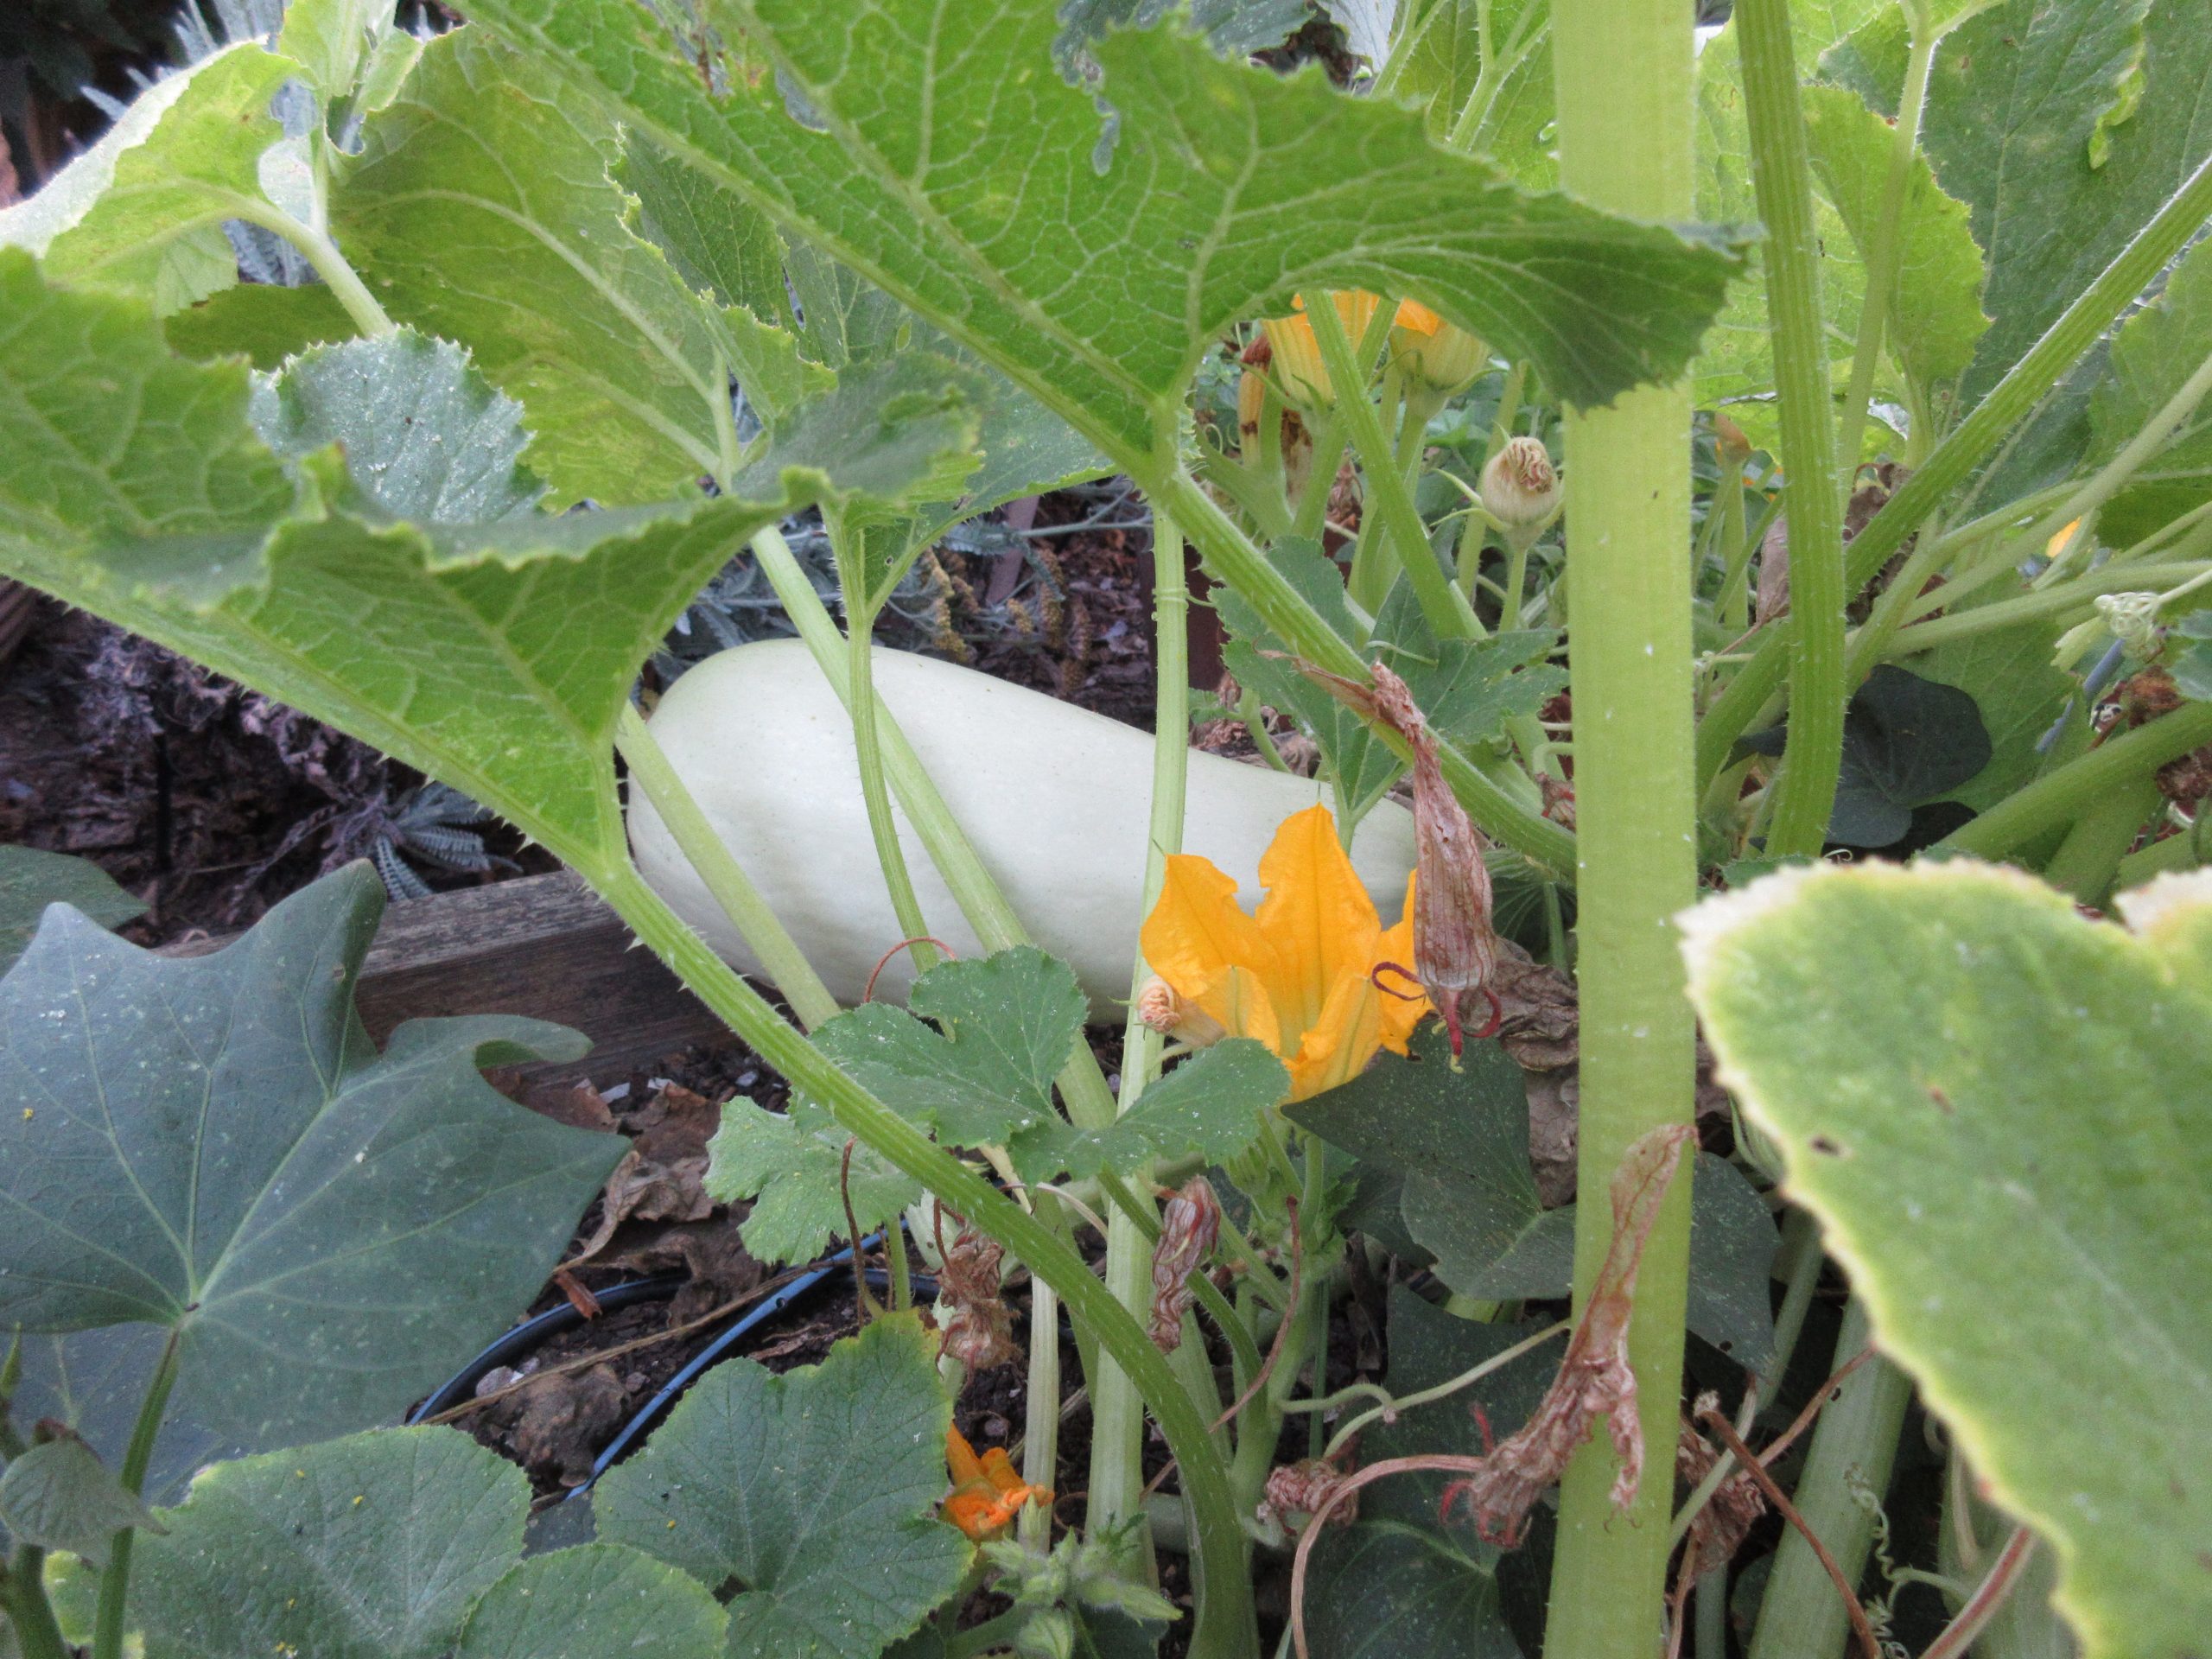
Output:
[943,1427,1051,1541]
[1141,804,1427,1102]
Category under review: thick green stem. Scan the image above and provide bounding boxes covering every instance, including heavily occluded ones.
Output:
[1697,152,2212,790]
[1833,26,1936,478]
[1090,512,1197,1559]
[1939,702,2212,861]
[1747,1301,1910,1659]
[232,201,395,338]
[616,702,842,1031]
[1738,0,1847,856]
[1541,3,1700,1653]
[92,1328,181,1659]
[2041,774,2162,906]
[1306,296,1479,640]
[1150,470,1579,880]
[591,861,1258,1657]
[3,1548,71,1659]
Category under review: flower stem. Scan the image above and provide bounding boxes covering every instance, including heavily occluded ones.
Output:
[91,1328,181,1659]
[614,702,841,1030]
[1737,0,1847,857]
[1305,296,1480,641]
[593,861,1259,1657]
[1540,2,1700,1653]
[1696,151,2212,791]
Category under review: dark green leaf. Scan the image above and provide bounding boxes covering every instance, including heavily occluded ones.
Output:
[1300,1522,1521,1659]
[132,1428,527,1659]
[810,948,1085,1148]
[1830,664,1993,847]
[0,1436,162,1568]
[453,1545,728,1659]
[1014,1039,1287,1182]
[595,1314,970,1659]
[163,281,359,369]
[1899,617,2077,814]
[0,846,145,976]
[0,865,620,1451]
[248,331,544,524]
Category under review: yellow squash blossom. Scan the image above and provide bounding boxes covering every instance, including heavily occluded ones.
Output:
[1389,300,1488,394]
[1141,804,1427,1101]
[1260,291,1380,408]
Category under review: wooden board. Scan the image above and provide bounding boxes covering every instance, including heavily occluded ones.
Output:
[163,870,736,1090]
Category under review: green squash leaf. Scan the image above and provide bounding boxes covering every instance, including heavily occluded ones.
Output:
[330,29,741,505]
[1682,861,2212,1659]
[810,948,1086,1149]
[0,43,296,315]
[703,1097,921,1267]
[595,1313,971,1659]
[0,846,145,976]
[0,1436,162,1569]
[1292,1026,1778,1370]
[461,0,1746,454]
[454,1545,728,1659]
[1013,1039,1288,1182]
[163,280,359,368]
[0,865,620,1450]
[2090,232,2212,546]
[621,136,795,331]
[1801,82,1988,394]
[1300,1521,1522,1659]
[1394,0,1556,188]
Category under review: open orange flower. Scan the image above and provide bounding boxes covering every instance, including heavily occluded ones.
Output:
[943,1427,1051,1541]
[1260,291,1380,408]
[1141,804,1427,1102]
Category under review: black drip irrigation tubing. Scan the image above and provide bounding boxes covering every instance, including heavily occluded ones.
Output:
[407,1236,937,1500]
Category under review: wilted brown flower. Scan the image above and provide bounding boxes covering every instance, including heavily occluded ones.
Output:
[1148,1177,1223,1351]
[1260,1457,1362,1533]
[938,1223,1021,1375]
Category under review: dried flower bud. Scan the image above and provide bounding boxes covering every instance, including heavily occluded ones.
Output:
[938,1224,1022,1374]
[1148,1177,1222,1351]
[1390,300,1487,394]
[1259,1458,1360,1533]
[1137,975,1226,1047]
[1261,291,1380,410]
[1480,436,1560,530]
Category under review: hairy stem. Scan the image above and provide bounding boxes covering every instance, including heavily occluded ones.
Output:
[1540,2,1700,1653]
[593,861,1258,1656]
[615,702,841,1030]
[1737,0,1847,856]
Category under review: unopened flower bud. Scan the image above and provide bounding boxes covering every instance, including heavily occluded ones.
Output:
[1481,436,1560,530]
[2095,590,2163,658]
[1148,1177,1222,1351]
[1138,976,1225,1047]
[1390,300,1487,394]
[1260,290,1380,410]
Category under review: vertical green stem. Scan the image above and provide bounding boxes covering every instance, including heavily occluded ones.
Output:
[2040,774,2162,906]
[1833,26,1937,479]
[92,1328,181,1659]
[1541,3,1700,1653]
[1748,1302,1910,1659]
[3,1548,71,1659]
[1736,0,1847,857]
[1306,296,1481,639]
[830,517,940,974]
[591,861,1258,1657]
[615,702,842,1031]
[1089,511,1196,1560]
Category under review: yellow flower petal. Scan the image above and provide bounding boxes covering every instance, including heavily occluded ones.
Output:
[1255,804,1384,1039]
[1285,969,1386,1101]
[1143,853,1286,1050]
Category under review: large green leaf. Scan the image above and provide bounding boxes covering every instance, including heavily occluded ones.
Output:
[130,1427,725,1659]
[595,1313,971,1659]
[461,0,1745,454]
[0,865,620,1449]
[330,29,740,505]
[0,847,145,976]
[1832,0,2212,406]
[1681,861,2212,1659]
[0,43,293,315]
[2090,232,2212,546]
[1291,1026,1778,1370]
[1801,82,1987,395]
[1394,0,1556,188]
